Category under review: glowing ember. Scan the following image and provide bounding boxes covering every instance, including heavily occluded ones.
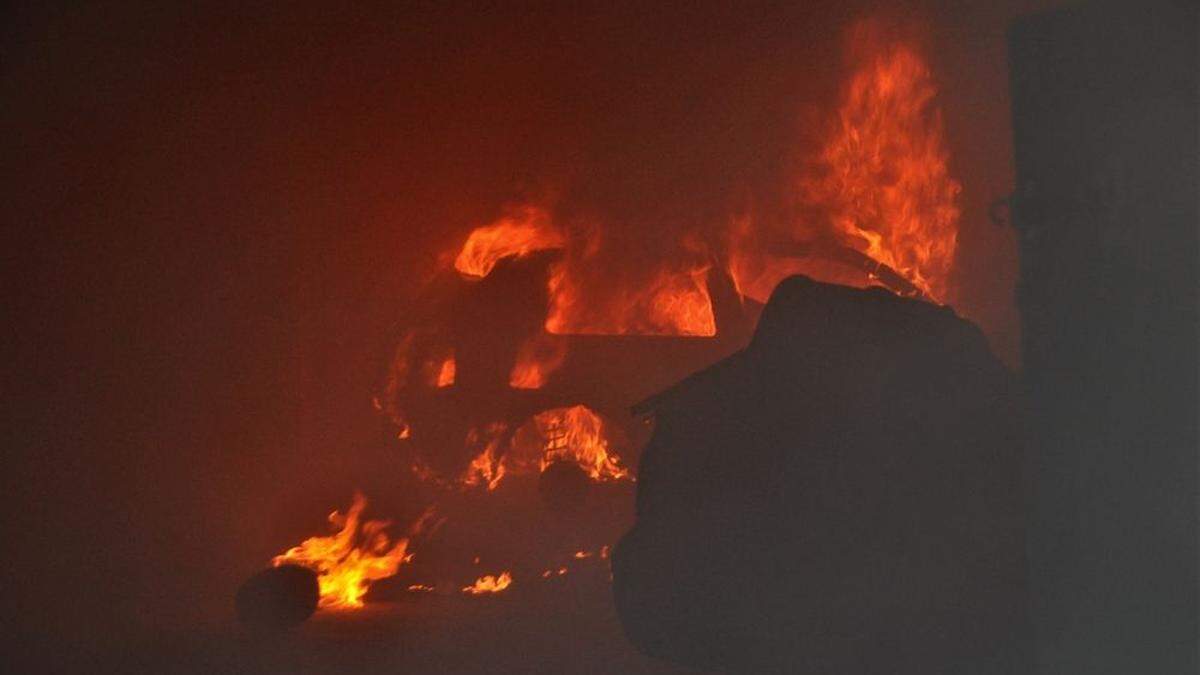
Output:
[801,35,959,301]
[272,493,412,609]
[411,459,443,485]
[435,356,456,387]
[509,333,568,389]
[533,405,629,481]
[462,571,513,594]
[454,205,564,278]
[419,346,456,388]
[600,545,610,559]
[573,550,593,559]
[407,584,436,593]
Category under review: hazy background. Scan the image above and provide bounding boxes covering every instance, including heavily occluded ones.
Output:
[4,0,1056,659]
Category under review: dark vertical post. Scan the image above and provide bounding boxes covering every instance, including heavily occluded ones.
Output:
[1009,2,1197,672]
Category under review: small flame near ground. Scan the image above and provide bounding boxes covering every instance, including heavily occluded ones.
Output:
[272,493,413,609]
[541,547,611,579]
[462,571,513,595]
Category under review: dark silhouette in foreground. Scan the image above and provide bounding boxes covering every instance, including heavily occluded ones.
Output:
[235,565,319,630]
[539,459,594,511]
[614,276,1029,673]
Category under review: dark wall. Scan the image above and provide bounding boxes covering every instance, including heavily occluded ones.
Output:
[1010,1,1198,672]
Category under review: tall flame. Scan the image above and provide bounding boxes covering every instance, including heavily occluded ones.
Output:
[272,493,412,609]
[801,39,959,300]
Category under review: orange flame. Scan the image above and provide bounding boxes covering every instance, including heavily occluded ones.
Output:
[272,493,412,609]
[509,333,567,389]
[419,345,456,388]
[724,213,829,304]
[453,211,715,336]
[447,30,956,348]
[802,38,959,300]
[460,423,509,491]
[462,571,513,594]
[457,406,629,490]
[545,260,715,336]
[454,206,564,277]
[533,405,628,481]
[724,33,959,304]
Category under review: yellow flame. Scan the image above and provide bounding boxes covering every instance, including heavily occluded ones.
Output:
[462,571,513,594]
[534,405,629,481]
[272,493,411,609]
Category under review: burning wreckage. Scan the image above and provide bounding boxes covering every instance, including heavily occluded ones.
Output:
[375,247,754,500]
[244,32,1012,659]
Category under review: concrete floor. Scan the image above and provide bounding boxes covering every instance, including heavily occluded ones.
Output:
[92,578,704,674]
